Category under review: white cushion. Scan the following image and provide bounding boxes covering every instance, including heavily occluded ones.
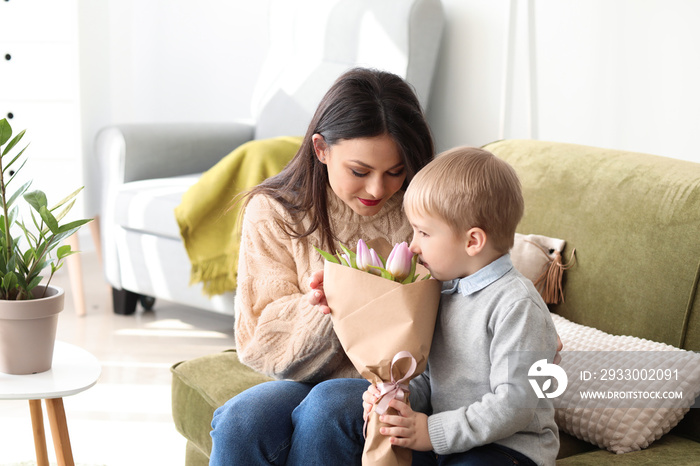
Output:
[114,175,199,239]
[552,313,700,454]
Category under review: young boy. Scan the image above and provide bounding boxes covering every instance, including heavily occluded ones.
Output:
[364,147,560,465]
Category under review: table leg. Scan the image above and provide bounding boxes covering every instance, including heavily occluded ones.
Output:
[67,232,87,317]
[45,398,75,466]
[28,400,50,466]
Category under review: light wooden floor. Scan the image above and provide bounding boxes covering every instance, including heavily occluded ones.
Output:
[0,249,237,466]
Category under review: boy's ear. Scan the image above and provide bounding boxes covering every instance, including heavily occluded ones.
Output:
[312,133,328,163]
[465,227,487,256]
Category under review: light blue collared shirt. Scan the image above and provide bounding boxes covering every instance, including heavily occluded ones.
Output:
[441,254,513,296]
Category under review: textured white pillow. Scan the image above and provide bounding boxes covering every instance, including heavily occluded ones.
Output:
[552,313,700,454]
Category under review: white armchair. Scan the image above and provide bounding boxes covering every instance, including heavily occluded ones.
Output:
[95,0,445,315]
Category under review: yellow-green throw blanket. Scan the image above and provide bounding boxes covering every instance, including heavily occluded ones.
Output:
[175,136,303,296]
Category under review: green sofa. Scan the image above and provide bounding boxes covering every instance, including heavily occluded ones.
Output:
[171,139,700,465]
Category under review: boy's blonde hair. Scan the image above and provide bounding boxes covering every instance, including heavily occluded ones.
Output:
[404,146,524,253]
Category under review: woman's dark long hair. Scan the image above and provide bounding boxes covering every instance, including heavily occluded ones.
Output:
[243,67,435,249]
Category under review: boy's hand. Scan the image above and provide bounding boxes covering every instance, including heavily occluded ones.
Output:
[378,399,433,451]
[362,384,380,421]
[554,334,563,365]
[307,270,331,314]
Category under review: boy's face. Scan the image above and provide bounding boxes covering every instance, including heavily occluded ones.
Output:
[407,210,472,281]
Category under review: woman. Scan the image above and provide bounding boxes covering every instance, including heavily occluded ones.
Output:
[209,68,435,465]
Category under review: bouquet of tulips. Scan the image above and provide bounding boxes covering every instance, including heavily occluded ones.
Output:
[316,239,430,283]
[319,238,441,466]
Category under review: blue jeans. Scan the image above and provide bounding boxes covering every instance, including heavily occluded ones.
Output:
[209,378,369,466]
[412,444,537,466]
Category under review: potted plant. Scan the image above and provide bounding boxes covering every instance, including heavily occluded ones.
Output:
[0,117,91,374]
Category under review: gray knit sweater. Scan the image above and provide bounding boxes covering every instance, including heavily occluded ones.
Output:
[410,254,560,466]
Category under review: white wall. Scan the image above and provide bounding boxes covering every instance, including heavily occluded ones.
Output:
[427,0,509,152]
[533,0,700,162]
[429,0,700,163]
[79,0,269,125]
[77,0,270,218]
[78,0,700,186]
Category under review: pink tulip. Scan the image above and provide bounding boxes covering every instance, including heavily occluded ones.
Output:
[367,248,383,275]
[386,242,412,281]
[369,249,383,266]
[355,239,372,271]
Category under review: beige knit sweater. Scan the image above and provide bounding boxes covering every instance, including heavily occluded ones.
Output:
[234,189,412,383]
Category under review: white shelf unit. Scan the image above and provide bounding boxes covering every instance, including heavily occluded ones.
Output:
[0,0,87,316]
[0,0,83,218]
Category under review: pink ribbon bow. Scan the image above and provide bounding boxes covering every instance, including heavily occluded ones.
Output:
[364,351,417,438]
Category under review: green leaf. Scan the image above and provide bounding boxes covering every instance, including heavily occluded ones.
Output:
[1,130,27,159]
[57,244,73,259]
[401,255,419,284]
[15,253,29,274]
[43,238,61,254]
[38,205,59,234]
[3,146,27,172]
[314,246,340,264]
[337,243,357,268]
[8,206,18,226]
[337,254,350,267]
[6,255,16,273]
[338,243,355,260]
[26,275,42,291]
[2,271,17,291]
[32,260,50,274]
[18,221,38,248]
[50,186,84,212]
[56,218,92,234]
[4,157,28,184]
[15,271,27,287]
[24,190,48,212]
[6,180,32,209]
[0,118,12,146]
[22,248,33,264]
[29,210,47,236]
[2,133,27,160]
[53,199,75,223]
[51,228,81,245]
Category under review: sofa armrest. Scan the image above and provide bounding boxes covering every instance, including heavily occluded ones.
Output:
[95,121,255,185]
[94,122,255,291]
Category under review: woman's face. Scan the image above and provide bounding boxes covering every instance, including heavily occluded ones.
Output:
[314,133,406,216]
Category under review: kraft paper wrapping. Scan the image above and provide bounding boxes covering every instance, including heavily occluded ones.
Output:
[324,239,441,466]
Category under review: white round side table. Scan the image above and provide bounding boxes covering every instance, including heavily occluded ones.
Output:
[0,341,101,466]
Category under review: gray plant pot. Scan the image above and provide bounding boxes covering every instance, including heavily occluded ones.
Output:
[0,285,65,375]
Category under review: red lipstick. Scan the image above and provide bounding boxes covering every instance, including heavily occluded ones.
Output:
[358,198,381,206]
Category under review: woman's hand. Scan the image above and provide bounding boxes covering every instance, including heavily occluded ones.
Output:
[308,270,331,314]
